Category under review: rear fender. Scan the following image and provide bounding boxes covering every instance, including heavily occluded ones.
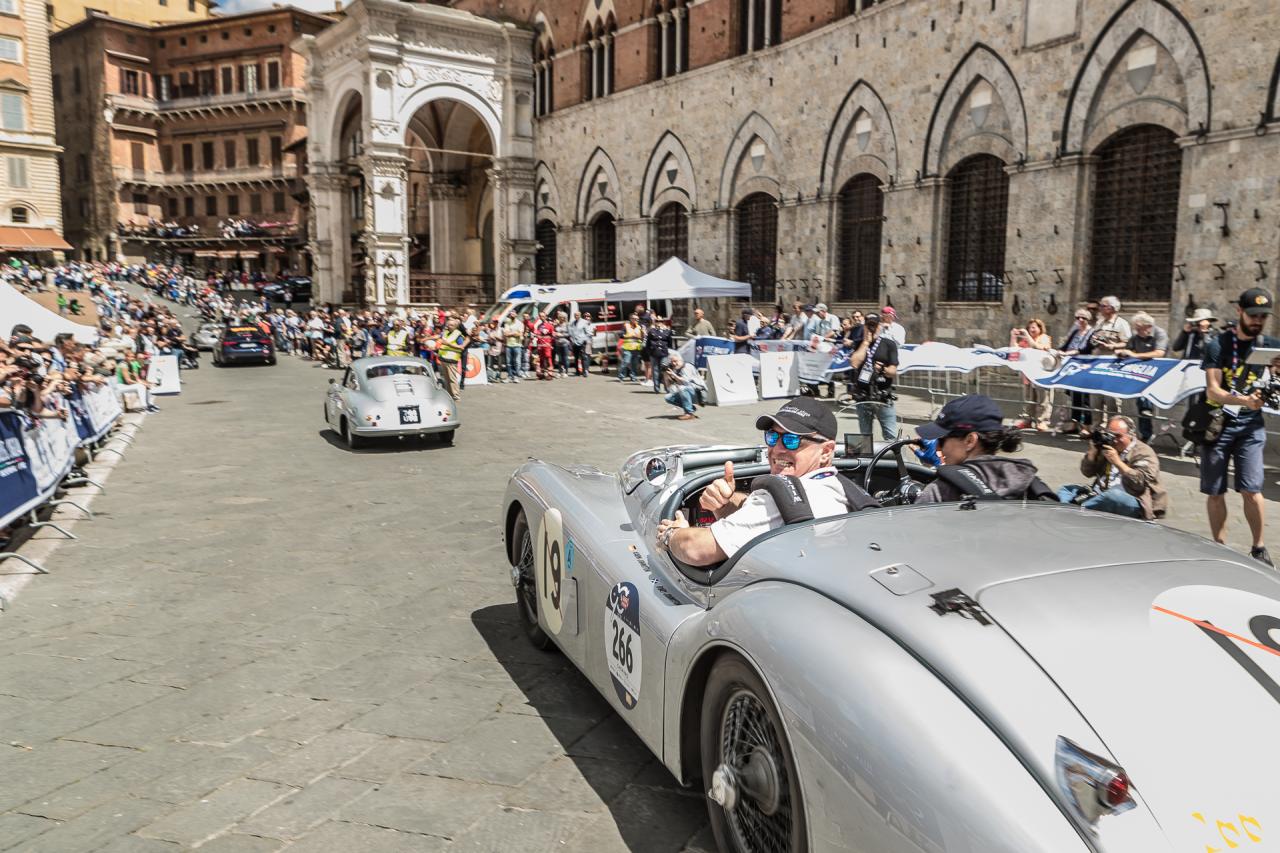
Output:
[665,582,1094,853]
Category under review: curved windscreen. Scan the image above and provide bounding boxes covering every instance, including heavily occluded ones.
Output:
[366,363,429,380]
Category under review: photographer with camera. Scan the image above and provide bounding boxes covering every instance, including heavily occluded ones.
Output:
[1057,415,1166,519]
[660,352,705,420]
[1199,288,1279,566]
[847,311,899,440]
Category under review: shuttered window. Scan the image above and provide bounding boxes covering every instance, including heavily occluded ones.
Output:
[590,213,616,280]
[535,219,557,284]
[736,192,777,303]
[1088,125,1182,301]
[8,155,27,189]
[655,203,688,262]
[837,173,883,301]
[945,154,1009,302]
[0,93,24,131]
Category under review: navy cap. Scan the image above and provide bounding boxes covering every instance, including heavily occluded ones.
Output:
[916,394,1005,441]
[1239,287,1274,317]
[755,396,838,440]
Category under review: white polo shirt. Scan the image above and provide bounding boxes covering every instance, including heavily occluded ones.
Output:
[709,467,849,558]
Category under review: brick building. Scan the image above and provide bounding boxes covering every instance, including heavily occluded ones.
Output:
[47,0,213,34]
[52,7,332,274]
[0,0,67,257]
[387,0,1280,342]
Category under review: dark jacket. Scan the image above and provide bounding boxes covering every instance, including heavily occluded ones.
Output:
[1079,439,1167,520]
[914,456,1052,504]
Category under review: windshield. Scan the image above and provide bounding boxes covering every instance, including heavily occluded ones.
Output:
[481,302,511,322]
[366,363,429,379]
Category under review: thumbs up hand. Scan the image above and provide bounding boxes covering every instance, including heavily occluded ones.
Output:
[699,461,739,516]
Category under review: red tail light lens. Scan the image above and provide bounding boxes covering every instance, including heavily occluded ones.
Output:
[1055,736,1136,829]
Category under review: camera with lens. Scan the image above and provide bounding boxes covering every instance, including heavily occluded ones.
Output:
[1250,377,1280,411]
[1090,428,1118,448]
[12,355,38,371]
[853,370,896,404]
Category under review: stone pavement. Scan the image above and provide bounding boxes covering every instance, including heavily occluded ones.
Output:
[0,343,1273,852]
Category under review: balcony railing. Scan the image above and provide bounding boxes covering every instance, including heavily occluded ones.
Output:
[108,87,305,115]
[114,164,294,187]
[407,273,494,307]
[116,221,302,242]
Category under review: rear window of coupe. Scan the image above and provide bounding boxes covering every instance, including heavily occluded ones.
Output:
[366,364,429,379]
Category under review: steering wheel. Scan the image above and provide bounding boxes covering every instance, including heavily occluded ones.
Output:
[863,438,925,506]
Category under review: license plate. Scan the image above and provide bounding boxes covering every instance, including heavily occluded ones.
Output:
[399,406,420,425]
[238,343,257,349]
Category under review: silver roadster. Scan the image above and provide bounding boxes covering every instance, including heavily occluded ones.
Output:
[325,356,459,448]
[501,442,1280,852]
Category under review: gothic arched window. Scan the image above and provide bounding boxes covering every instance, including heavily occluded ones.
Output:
[590,212,616,279]
[945,154,1008,302]
[655,202,688,262]
[535,219,557,284]
[736,192,778,303]
[837,173,883,302]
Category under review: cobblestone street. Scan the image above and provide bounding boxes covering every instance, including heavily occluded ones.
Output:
[0,348,1273,852]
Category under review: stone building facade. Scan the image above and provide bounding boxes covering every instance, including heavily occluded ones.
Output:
[442,0,1280,344]
[52,8,331,273]
[0,0,67,255]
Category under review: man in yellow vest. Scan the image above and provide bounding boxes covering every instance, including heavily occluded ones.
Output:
[437,317,467,401]
[386,317,411,357]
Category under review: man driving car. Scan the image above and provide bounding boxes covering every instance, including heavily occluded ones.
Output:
[655,397,876,566]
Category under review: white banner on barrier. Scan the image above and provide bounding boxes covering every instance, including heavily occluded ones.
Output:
[148,355,182,396]
[25,415,76,494]
[461,352,488,386]
[758,351,799,399]
[705,354,759,406]
[82,385,123,435]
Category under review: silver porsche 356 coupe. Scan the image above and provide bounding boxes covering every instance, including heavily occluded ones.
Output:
[325,356,459,448]
[501,440,1280,853]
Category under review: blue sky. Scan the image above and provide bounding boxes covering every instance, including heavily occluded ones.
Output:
[214,0,344,16]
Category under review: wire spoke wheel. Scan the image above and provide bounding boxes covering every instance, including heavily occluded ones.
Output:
[511,511,552,650]
[720,690,791,852]
[702,654,807,853]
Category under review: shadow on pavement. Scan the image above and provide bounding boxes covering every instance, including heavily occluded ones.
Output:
[470,603,711,852]
[315,429,453,454]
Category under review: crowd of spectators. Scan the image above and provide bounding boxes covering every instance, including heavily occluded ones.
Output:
[116,218,298,241]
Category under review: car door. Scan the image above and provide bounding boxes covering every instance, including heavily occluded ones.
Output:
[326,368,349,427]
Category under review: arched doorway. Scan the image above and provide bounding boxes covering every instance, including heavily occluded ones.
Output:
[945,154,1008,302]
[535,219,557,284]
[590,212,616,279]
[736,192,777,303]
[837,173,883,302]
[404,99,496,307]
[336,94,367,303]
[1088,125,1181,301]
[655,202,688,262]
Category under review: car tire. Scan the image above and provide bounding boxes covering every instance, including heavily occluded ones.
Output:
[439,430,456,446]
[511,510,553,651]
[700,653,808,853]
[267,357,277,366]
[342,418,364,450]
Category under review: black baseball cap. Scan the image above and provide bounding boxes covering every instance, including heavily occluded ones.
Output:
[1239,288,1274,317]
[916,394,1005,441]
[755,396,838,441]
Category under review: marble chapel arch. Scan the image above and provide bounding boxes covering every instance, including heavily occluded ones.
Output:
[300,0,538,308]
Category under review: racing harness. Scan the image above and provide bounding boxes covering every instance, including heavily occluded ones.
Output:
[750,473,880,524]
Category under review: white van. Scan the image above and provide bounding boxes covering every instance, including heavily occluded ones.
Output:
[482,283,673,360]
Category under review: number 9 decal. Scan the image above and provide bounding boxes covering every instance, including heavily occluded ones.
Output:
[534,508,565,636]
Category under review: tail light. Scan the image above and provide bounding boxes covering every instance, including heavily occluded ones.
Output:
[1055,737,1136,828]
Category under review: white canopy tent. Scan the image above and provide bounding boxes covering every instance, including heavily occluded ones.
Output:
[604,257,751,302]
[0,283,99,344]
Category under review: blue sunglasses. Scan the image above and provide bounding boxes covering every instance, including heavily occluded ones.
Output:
[764,429,818,450]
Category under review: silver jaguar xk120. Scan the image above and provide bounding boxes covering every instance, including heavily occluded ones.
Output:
[501,441,1280,852]
[325,356,459,448]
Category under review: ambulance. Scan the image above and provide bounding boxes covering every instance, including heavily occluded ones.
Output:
[481,283,673,361]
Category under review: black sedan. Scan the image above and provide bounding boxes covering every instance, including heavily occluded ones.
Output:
[212,325,277,366]
[261,277,312,303]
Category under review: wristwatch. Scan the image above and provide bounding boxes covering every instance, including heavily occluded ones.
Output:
[657,526,675,549]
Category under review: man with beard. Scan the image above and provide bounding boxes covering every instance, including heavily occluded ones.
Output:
[654,397,876,566]
[1200,288,1279,566]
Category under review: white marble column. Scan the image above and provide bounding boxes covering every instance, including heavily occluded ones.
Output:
[602,34,613,95]
[673,8,685,72]
[658,12,670,79]
[763,0,773,47]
